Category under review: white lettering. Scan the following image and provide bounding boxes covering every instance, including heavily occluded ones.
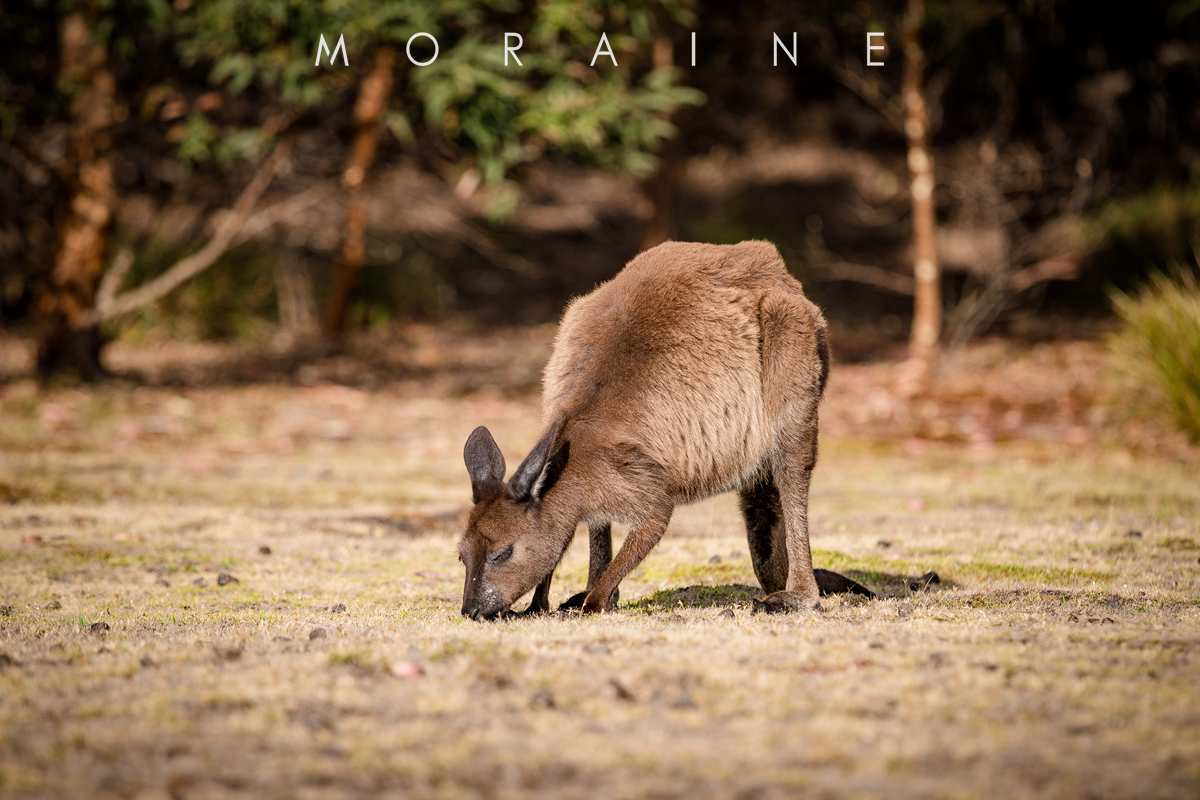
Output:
[773,32,797,66]
[591,32,617,67]
[505,32,523,66]
[315,33,349,67]
[867,32,885,66]
[691,31,696,67]
[406,32,439,66]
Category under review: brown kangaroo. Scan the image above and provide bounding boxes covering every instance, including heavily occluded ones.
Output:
[459,240,872,620]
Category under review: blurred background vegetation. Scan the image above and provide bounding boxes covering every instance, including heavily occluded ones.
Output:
[1,0,1198,420]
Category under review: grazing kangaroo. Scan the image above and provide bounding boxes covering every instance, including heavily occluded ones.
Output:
[459,240,871,620]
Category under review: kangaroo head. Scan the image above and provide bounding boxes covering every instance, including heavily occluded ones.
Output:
[459,424,571,620]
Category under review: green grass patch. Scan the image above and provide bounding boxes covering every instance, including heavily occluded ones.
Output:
[812,550,925,578]
[1159,536,1197,551]
[963,561,1112,585]
[630,583,760,611]
[663,562,756,585]
[1111,271,1200,442]
[329,651,372,669]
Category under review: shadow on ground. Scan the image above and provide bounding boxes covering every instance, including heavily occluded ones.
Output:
[628,571,952,612]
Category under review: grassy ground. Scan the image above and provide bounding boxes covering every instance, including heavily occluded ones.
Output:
[1,334,1199,799]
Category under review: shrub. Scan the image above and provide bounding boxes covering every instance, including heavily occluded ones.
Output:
[1110,272,1200,442]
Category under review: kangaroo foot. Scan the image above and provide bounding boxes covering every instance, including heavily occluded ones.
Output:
[752,590,822,614]
[558,591,587,610]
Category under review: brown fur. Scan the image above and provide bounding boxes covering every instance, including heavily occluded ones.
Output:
[459,241,834,619]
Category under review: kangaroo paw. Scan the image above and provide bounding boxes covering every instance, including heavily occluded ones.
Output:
[508,604,548,618]
[580,586,620,614]
[752,590,822,614]
[559,588,619,613]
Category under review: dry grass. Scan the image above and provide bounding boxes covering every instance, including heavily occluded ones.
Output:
[1110,271,1200,442]
[2,336,1199,799]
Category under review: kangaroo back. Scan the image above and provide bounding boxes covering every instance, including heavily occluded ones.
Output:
[541,240,825,501]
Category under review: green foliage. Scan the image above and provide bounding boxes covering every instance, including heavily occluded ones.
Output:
[5,0,702,179]
[175,113,215,164]
[175,0,703,179]
[1110,272,1200,442]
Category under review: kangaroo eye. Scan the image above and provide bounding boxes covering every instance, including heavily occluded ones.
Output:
[488,544,514,565]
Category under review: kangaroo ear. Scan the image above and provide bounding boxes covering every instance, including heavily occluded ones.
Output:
[532,439,570,501]
[464,426,506,503]
[507,423,559,502]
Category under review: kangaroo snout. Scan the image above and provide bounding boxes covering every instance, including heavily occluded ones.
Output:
[456,597,499,623]
[461,581,509,621]
[461,603,489,621]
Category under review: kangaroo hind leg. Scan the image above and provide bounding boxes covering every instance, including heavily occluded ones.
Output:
[751,290,825,614]
[740,472,787,595]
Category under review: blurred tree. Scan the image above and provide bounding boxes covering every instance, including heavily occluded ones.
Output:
[33,6,120,378]
[323,47,395,339]
[165,0,705,340]
[6,0,1198,376]
[785,0,1199,375]
[3,0,704,374]
[898,0,941,393]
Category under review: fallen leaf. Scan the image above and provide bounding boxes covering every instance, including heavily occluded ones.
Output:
[389,660,424,679]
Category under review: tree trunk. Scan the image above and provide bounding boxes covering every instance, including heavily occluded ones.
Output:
[639,35,682,250]
[639,139,682,250]
[35,10,118,378]
[275,248,317,334]
[898,0,942,394]
[322,48,396,340]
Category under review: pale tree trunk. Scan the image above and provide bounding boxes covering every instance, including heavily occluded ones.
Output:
[35,9,117,378]
[322,48,396,339]
[275,248,317,333]
[897,0,942,395]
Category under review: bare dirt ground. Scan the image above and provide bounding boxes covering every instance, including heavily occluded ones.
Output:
[1,329,1199,799]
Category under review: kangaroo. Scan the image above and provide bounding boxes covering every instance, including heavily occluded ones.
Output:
[459,240,872,620]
